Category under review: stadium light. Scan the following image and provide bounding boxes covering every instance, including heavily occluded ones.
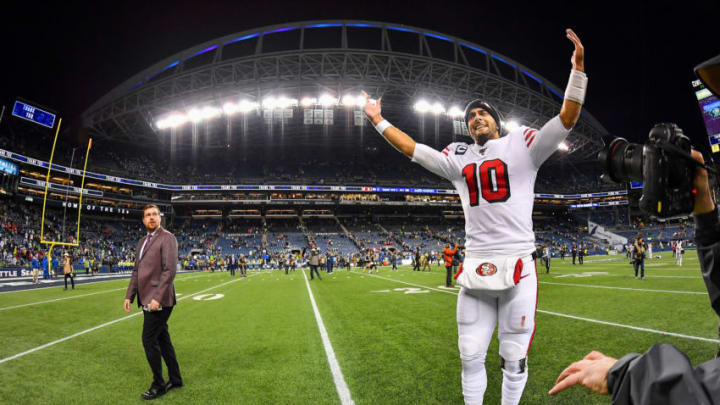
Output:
[262,97,278,110]
[558,141,570,151]
[414,99,431,113]
[319,94,338,107]
[431,102,446,115]
[201,106,221,120]
[223,102,238,115]
[447,106,464,118]
[187,108,203,123]
[341,94,365,107]
[301,97,317,107]
[157,113,188,129]
[238,99,258,113]
[505,120,520,132]
[277,97,298,109]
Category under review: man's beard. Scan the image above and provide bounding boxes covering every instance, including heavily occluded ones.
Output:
[473,132,491,145]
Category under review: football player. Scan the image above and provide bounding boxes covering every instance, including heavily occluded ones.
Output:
[362,29,586,405]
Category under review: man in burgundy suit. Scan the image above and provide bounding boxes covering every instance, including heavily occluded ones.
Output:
[124,204,183,400]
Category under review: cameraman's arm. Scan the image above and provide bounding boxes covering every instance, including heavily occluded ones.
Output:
[692,150,720,316]
[608,344,720,405]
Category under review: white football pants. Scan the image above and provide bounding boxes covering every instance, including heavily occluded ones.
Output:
[457,259,538,405]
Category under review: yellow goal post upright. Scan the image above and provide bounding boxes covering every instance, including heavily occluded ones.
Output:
[39,117,93,275]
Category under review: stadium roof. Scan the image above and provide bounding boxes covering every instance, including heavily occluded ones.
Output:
[82,20,607,160]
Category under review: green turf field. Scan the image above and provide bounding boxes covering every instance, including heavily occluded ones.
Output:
[0,251,717,404]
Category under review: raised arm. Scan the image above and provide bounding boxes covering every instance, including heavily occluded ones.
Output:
[362,91,416,158]
[559,29,585,130]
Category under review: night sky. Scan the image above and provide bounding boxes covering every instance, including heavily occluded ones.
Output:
[1,0,718,151]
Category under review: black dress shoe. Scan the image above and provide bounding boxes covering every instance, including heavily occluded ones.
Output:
[165,381,184,392]
[141,385,166,400]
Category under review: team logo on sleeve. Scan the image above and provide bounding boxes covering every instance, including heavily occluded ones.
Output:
[455,145,468,155]
[476,263,497,276]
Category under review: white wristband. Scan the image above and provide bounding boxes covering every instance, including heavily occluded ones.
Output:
[374,119,392,135]
[564,69,588,105]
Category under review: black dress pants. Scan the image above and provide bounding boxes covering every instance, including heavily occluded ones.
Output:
[142,306,182,388]
[445,265,452,287]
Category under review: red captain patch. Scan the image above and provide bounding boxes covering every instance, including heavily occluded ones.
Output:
[476,262,497,276]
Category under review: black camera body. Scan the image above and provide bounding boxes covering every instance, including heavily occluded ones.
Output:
[598,123,695,219]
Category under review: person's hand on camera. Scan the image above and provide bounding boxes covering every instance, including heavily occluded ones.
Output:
[691,150,715,216]
[548,351,617,396]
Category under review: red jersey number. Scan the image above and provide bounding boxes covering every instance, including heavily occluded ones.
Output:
[462,159,511,204]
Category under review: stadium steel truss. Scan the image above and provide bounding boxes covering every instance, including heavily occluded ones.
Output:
[82,20,607,160]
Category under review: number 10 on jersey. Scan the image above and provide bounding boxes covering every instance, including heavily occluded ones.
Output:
[461,159,511,205]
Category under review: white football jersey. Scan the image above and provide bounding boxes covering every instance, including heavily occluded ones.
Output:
[412,116,570,257]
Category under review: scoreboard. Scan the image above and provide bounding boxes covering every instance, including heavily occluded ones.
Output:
[11,100,57,128]
[692,79,720,153]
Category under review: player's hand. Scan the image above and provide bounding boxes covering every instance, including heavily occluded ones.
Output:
[149,299,161,311]
[123,299,131,313]
[361,90,383,125]
[566,29,584,73]
[691,149,715,215]
[548,351,616,396]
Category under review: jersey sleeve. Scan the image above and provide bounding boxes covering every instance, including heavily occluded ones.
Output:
[518,116,571,167]
[411,143,459,181]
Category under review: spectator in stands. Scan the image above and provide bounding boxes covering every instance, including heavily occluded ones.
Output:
[63,253,74,290]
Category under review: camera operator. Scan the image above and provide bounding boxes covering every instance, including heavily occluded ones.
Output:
[633,237,646,280]
[548,150,720,404]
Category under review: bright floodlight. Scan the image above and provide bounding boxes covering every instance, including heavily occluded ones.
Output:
[414,100,431,113]
[447,106,463,118]
[201,106,221,120]
[431,102,446,114]
[505,120,520,132]
[238,99,258,113]
[277,97,298,109]
[319,94,338,107]
[157,113,188,129]
[262,97,278,110]
[341,95,356,106]
[187,108,203,123]
[223,102,238,115]
[341,95,365,107]
[301,97,317,107]
[558,141,570,151]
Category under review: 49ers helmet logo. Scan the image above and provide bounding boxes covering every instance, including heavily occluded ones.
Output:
[476,262,497,276]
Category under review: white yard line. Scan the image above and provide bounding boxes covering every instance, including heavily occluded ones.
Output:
[0,274,212,311]
[349,271,719,343]
[301,270,355,405]
[0,274,255,365]
[540,281,707,295]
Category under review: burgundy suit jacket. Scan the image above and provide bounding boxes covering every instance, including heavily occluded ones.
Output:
[125,227,178,307]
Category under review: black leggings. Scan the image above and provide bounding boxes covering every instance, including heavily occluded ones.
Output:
[64,273,74,288]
